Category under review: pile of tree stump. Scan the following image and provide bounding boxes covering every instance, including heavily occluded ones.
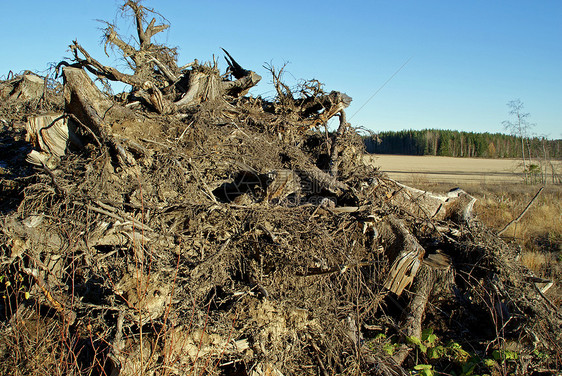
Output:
[0,2,560,375]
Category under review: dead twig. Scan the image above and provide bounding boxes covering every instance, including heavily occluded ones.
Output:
[498,186,544,236]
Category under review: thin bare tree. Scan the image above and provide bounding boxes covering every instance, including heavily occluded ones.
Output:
[502,99,534,180]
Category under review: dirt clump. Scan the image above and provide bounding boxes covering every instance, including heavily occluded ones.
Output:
[1,2,560,375]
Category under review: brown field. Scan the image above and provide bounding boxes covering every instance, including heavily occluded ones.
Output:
[365,154,562,185]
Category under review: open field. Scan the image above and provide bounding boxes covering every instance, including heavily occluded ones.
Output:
[365,154,562,185]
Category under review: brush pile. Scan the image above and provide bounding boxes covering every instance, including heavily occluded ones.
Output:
[0,2,560,375]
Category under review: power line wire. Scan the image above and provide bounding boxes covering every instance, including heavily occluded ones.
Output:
[349,56,413,120]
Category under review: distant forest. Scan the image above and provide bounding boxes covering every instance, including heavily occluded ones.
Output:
[364,129,562,159]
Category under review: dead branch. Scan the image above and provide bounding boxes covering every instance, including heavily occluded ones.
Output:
[265,62,294,106]
[148,57,178,82]
[71,41,145,88]
[222,48,249,79]
[123,0,169,47]
[103,23,137,61]
[498,186,544,236]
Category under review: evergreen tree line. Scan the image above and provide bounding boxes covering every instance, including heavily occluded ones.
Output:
[364,129,562,160]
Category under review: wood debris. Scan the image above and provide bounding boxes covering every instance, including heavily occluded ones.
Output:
[0,2,559,376]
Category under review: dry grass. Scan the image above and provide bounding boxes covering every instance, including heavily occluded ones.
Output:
[434,183,560,270]
[472,184,562,277]
[367,154,562,281]
[398,177,562,281]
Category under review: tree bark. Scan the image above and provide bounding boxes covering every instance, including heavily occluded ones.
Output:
[392,264,436,365]
[62,66,115,138]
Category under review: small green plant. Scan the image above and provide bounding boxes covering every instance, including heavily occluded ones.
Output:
[407,328,438,354]
[491,349,519,363]
[412,363,434,376]
[403,328,516,376]
[368,333,399,356]
[370,325,550,376]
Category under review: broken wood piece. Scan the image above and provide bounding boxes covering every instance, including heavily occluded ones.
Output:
[330,206,360,214]
[381,216,425,296]
[266,169,301,203]
[298,165,349,195]
[175,63,261,108]
[222,48,248,79]
[25,113,83,167]
[422,251,452,270]
[301,91,352,125]
[391,182,476,223]
[524,275,555,294]
[174,68,223,107]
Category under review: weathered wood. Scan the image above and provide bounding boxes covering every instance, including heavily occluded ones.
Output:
[392,264,436,365]
[381,216,425,296]
[71,42,146,89]
[174,69,223,107]
[391,182,476,223]
[71,3,261,113]
[266,169,301,203]
[329,109,349,177]
[175,62,262,107]
[62,66,114,138]
[300,91,352,127]
[0,74,45,102]
[266,63,352,129]
[221,70,262,98]
[24,113,83,167]
[298,165,349,195]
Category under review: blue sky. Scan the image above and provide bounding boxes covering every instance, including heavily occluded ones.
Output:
[2,1,560,138]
